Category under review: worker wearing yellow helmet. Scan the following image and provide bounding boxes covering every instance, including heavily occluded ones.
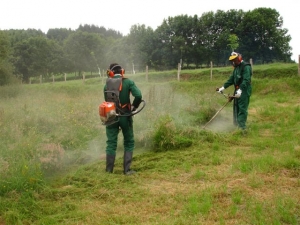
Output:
[217,52,252,132]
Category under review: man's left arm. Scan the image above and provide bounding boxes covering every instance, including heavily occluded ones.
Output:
[130,81,142,108]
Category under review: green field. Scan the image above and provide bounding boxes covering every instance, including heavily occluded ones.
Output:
[0,63,299,224]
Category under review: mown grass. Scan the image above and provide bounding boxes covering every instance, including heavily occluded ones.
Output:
[0,63,299,224]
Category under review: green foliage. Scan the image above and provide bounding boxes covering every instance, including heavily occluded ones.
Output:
[239,8,292,63]
[227,34,239,51]
[0,7,294,83]
[0,31,16,86]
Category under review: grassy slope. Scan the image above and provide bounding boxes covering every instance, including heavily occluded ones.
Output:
[0,63,299,224]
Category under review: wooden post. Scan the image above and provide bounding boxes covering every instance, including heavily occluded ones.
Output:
[98,67,101,77]
[102,70,105,84]
[132,63,135,74]
[52,75,55,83]
[82,72,85,83]
[250,58,253,77]
[64,73,67,82]
[146,65,148,82]
[40,75,42,84]
[210,61,213,81]
[177,63,181,81]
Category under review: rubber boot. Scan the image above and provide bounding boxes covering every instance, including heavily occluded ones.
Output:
[106,154,115,173]
[123,151,136,175]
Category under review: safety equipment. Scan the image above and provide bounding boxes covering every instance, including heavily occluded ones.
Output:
[106,64,125,77]
[229,52,242,62]
[235,89,242,98]
[99,102,117,124]
[100,70,146,126]
[99,100,145,126]
[99,76,146,127]
[106,154,116,173]
[124,151,136,175]
[217,86,225,93]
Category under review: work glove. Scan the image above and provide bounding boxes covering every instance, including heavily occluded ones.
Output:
[235,89,242,98]
[216,86,225,93]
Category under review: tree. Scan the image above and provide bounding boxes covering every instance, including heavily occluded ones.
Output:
[46,28,73,44]
[13,36,61,82]
[0,31,15,85]
[237,8,292,63]
[63,31,104,76]
[154,15,200,69]
[124,24,155,71]
[228,34,239,52]
[76,24,123,38]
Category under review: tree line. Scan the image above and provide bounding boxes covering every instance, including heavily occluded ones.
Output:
[0,7,293,85]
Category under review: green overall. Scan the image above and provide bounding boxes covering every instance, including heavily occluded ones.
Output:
[103,74,142,156]
[223,62,252,129]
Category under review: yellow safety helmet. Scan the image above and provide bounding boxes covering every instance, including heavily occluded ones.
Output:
[229,52,240,61]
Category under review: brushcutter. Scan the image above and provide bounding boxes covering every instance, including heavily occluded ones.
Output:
[202,88,236,129]
[99,100,146,126]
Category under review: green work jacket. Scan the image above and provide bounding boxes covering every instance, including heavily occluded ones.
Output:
[223,61,252,96]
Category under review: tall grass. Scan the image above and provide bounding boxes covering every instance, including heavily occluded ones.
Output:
[0,63,299,224]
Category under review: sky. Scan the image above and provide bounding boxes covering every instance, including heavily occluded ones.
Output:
[1,0,298,61]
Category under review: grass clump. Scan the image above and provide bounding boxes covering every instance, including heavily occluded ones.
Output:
[152,115,193,152]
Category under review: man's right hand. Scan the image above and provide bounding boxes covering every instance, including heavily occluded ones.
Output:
[216,86,225,93]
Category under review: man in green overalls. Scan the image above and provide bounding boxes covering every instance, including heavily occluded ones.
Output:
[217,52,252,131]
[104,63,142,175]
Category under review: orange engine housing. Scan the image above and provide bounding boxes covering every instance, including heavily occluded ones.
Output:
[99,102,117,122]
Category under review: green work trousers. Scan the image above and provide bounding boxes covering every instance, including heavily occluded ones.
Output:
[105,116,134,155]
[233,94,250,130]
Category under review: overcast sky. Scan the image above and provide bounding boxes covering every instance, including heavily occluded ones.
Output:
[1,0,298,61]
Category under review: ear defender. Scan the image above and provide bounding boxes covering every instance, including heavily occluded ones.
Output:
[107,65,124,77]
[238,54,242,62]
[106,69,115,77]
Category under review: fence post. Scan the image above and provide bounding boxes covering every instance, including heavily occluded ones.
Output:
[132,63,135,74]
[210,61,213,81]
[177,63,181,81]
[146,65,148,82]
[64,73,67,82]
[250,58,253,77]
[52,75,55,83]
